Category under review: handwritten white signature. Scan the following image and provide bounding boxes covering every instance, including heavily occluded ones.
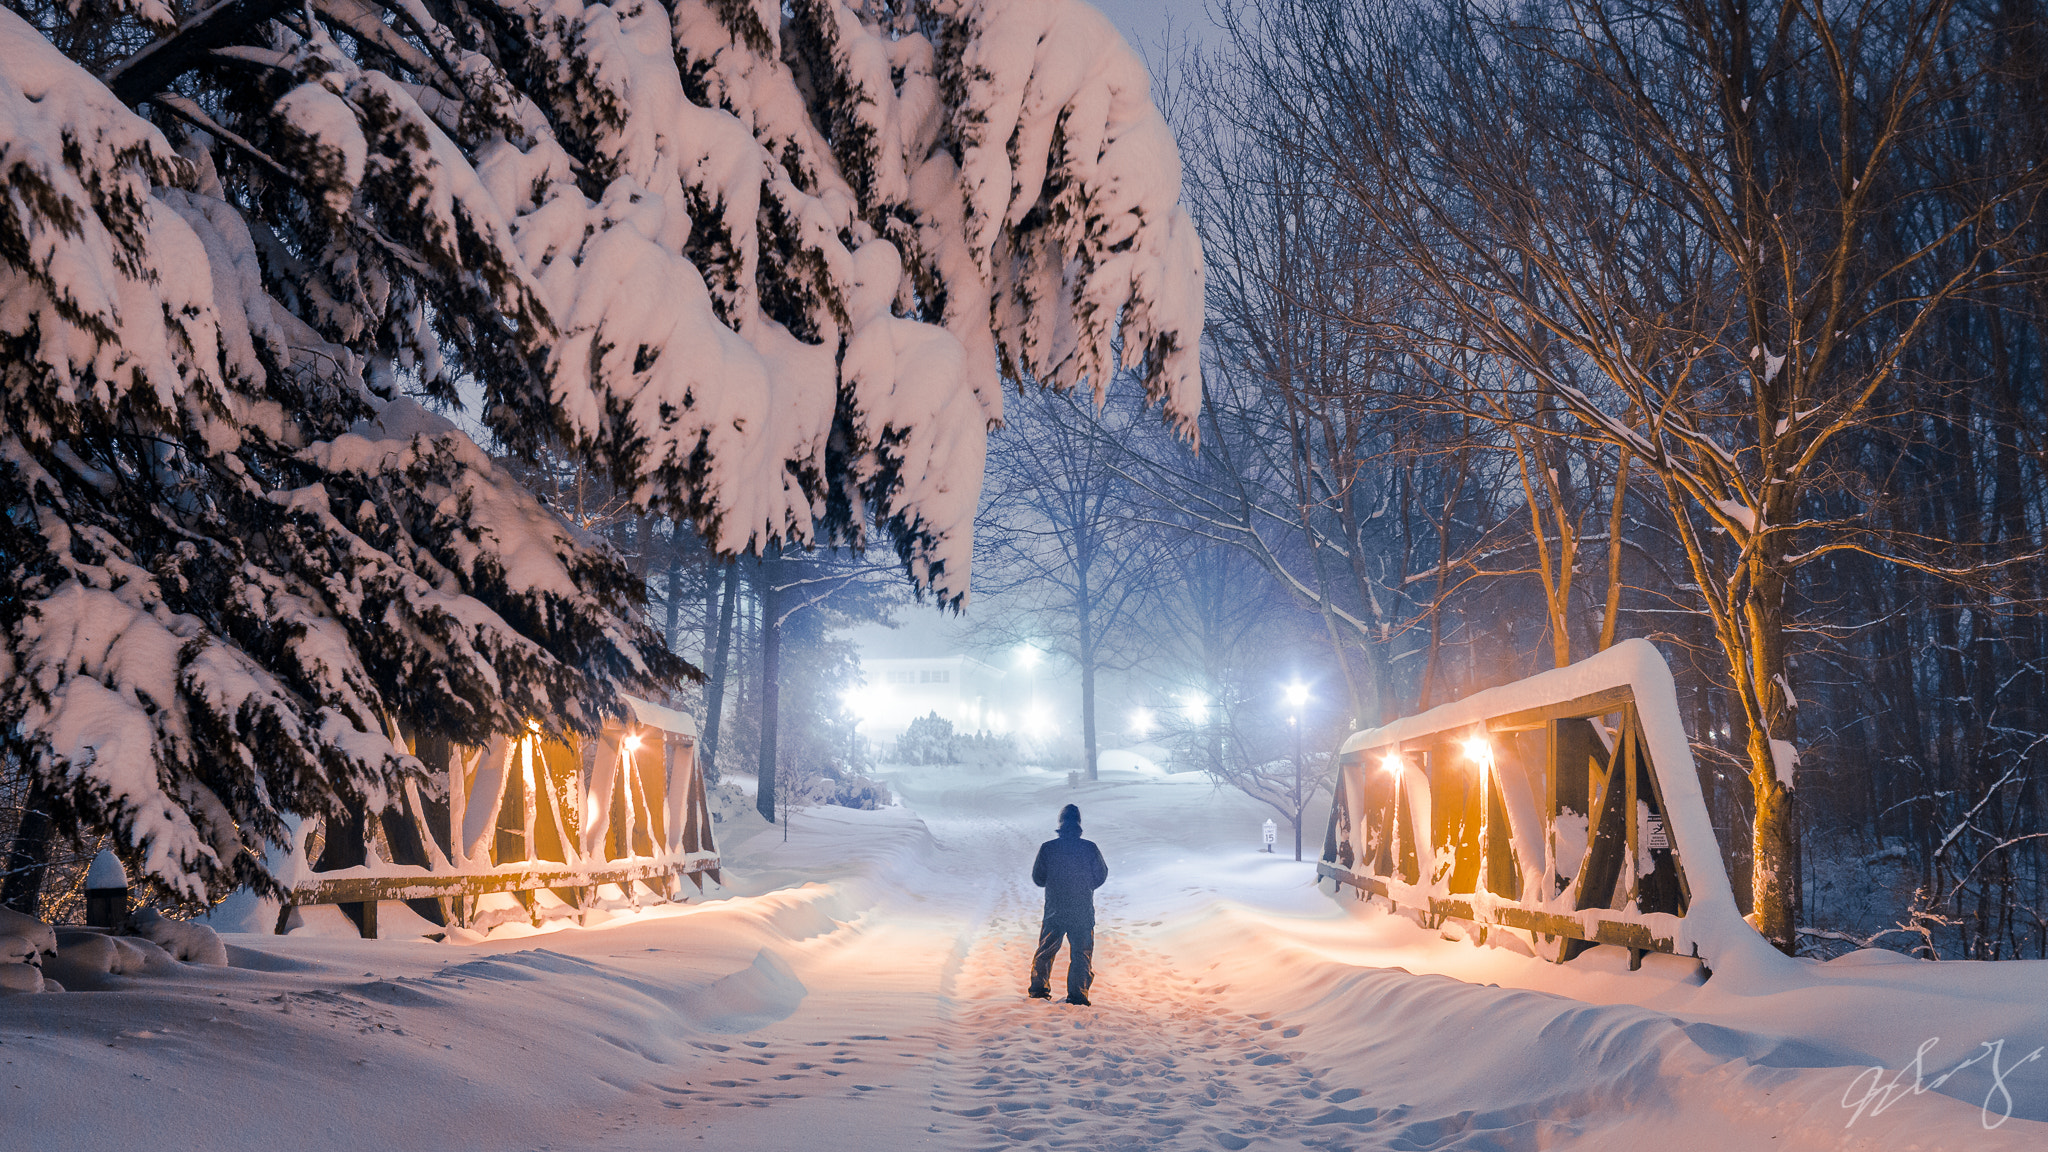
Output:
[1843,1037,2045,1130]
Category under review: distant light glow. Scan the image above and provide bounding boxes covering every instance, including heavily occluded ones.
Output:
[1024,706,1055,735]
[1179,692,1209,724]
[1129,707,1154,737]
[1381,753,1405,776]
[622,733,643,752]
[1283,682,1310,709]
[1015,644,1042,669]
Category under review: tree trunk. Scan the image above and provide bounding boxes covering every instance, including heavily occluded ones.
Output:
[662,537,683,653]
[756,565,781,824]
[1,779,54,916]
[1598,448,1631,651]
[1741,566,1800,953]
[701,561,739,783]
[1079,597,1099,781]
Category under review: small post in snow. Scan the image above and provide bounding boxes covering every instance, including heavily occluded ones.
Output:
[84,849,129,928]
[1261,819,1276,853]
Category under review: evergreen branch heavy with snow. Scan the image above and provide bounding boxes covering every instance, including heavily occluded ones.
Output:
[0,9,688,902]
[1,0,1202,902]
[77,0,1203,605]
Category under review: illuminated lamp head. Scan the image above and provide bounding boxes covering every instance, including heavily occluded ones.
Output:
[1461,735,1493,770]
[623,733,644,752]
[1381,753,1405,776]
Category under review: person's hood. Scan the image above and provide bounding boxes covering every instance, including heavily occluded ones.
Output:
[1057,803,1082,836]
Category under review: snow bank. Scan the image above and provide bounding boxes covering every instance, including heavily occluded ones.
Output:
[0,906,57,961]
[6,760,2048,1148]
[130,908,229,965]
[1096,748,1168,775]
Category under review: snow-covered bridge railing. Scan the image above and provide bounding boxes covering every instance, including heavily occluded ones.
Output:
[273,696,717,938]
[1319,640,1757,973]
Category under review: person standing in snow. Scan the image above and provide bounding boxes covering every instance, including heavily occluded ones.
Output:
[1029,803,1108,1005]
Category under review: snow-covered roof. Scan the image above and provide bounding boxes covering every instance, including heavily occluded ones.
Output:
[1344,639,1672,754]
[622,694,696,740]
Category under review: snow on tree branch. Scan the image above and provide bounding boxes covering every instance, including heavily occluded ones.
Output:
[0,8,687,900]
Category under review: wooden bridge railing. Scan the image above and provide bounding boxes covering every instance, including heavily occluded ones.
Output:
[1319,640,1755,973]
[275,695,718,938]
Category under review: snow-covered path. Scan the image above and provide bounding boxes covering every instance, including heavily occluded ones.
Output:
[9,762,2048,1151]
[909,780,1329,1152]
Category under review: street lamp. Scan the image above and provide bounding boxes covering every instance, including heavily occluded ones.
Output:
[1284,682,1310,861]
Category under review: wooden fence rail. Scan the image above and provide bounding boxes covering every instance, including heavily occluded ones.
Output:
[1319,640,1758,974]
[275,695,717,938]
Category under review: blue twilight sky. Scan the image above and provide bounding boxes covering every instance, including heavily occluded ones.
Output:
[1091,0,1221,64]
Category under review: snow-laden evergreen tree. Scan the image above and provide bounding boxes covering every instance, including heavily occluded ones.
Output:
[1,0,1202,900]
[0,8,688,902]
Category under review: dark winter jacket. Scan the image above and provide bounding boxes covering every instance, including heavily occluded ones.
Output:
[1033,825,1108,920]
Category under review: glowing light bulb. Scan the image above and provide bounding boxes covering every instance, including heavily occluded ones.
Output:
[1129,707,1154,737]
[1381,753,1405,776]
[622,733,643,752]
[1284,682,1310,709]
[1461,736,1492,768]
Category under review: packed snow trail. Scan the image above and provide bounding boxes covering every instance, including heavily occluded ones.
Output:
[8,761,2048,1151]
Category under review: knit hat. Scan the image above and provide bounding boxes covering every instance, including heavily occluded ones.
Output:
[1057,804,1082,832]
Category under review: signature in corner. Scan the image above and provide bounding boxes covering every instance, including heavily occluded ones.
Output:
[1843,1036,2046,1130]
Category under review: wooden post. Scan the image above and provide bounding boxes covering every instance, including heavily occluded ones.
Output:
[1622,706,1640,911]
[84,849,130,928]
[1544,720,1559,898]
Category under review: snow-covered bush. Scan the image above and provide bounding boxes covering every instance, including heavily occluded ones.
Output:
[958,731,1019,768]
[0,906,57,995]
[894,713,959,764]
[129,908,228,965]
[43,930,179,990]
[815,762,892,809]
[0,906,57,963]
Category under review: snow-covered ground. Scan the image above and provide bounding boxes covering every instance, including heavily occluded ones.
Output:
[6,761,2047,1151]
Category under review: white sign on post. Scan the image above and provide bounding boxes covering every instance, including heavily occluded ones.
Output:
[1261,819,1277,851]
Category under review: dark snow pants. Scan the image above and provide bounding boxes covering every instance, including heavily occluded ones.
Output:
[1029,914,1093,999]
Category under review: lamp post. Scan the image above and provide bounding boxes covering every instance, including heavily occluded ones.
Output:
[1016,644,1041,734]
[1284,682,1310,861]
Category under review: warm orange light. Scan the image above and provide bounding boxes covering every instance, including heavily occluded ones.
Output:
[622,733,643,752]
[1461,736,1492,767]
[1381,753,1405,776]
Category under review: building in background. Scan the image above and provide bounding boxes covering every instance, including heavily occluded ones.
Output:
[846,656,1017,739]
